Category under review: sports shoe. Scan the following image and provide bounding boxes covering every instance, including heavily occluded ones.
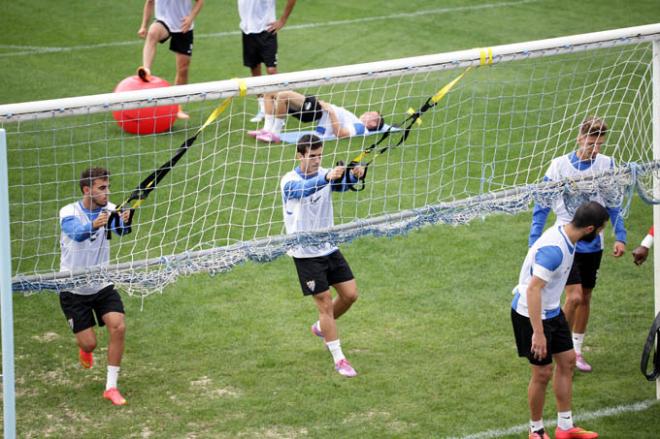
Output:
[250,111,265,123]
[555,426,598,439]
[79,348,93,369]
[248,128,267,138]
[256,131,281,143]
[103,387,127,406]
[137,66,152,82]
[310,322,324,338]
[575,353,592,372]
[335,359,357,378]
[176,106,190,120]
[529,430,550,439]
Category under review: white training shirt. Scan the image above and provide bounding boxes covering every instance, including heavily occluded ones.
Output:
[281,167,337,258]
[59,201,116,295]
[237,0,276,34]
[512,225,575,319]
[315,104,363,138]
[156,0,194,33]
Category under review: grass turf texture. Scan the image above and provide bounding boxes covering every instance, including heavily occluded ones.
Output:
[3,0,660,437]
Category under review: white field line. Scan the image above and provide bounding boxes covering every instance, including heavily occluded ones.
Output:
[1,0,540,58]
[448,399,658,439]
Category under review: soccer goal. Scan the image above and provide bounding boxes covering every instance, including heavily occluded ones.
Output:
[1,23,659,300]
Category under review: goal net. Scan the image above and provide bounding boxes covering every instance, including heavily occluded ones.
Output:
[1,24,658,297]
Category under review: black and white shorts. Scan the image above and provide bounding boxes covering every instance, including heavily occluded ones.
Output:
[511,309,573,366]
[566,250,603,289]
[157,20,194,56]
[293,250,354,296]
[242,31,278,68]
[59,285,125,334]
[288,95,324,123]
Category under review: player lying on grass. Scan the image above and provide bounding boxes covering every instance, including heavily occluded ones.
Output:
[250,90,384,143]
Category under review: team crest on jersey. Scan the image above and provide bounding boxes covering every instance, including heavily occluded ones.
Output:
[306,280,316,292]
[67,318,74,330]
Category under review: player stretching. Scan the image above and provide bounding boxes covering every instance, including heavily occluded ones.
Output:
[512,201,607,439]
[281,134,364,377]
[59,168,132,405]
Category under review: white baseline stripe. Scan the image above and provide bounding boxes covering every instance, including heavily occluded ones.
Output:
[1,0,539,59]
[448,399,658,439]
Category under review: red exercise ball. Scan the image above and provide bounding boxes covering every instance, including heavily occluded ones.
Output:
[112,75,178,135]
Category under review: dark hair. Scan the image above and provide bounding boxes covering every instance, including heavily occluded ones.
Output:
[571,201,609,229]
[579,116,607,137]
[79,167,110,193]
[296,134,323,155]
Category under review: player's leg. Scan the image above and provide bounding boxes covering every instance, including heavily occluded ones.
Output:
[328,251,358,320]
[571,251,601,373]
[528,364,553,427]
[59,291,97,368]
[312,290,357,377]
[169,32,193,120]
[553,351,598,438]
[139,21,169,81]
[95,287,127,405]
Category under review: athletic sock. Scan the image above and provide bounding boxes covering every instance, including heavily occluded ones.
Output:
[106,365,120,390]
[325,339,346,363]
[572,333,584,354]
[530,419,544,434]
[257,96,265,114]
[557,410,573,430]
[271,118,285,134]
[263,115,274,132]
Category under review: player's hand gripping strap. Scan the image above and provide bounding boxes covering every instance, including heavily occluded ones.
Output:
[641,310,660,381]
[106,80,248,239]
[345,67,473,191]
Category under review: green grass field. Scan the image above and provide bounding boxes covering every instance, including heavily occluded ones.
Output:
[3,0,660,437]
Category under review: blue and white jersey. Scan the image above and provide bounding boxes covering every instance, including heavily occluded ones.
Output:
[529,152,626,252]
[156,0,194,33]
[512,225,575,319]
[315,104,365,138]
[59,201,126,295]
[238,0,276,34]
[281,166,357,258]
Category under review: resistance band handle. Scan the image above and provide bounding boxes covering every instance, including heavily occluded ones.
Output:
[105,208,134,240]
[641,311,660,381]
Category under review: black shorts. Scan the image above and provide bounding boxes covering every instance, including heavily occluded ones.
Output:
[59,285,125,334]
[293,250,354,296]
[157,20,193,56]
[511,309,573,366]
[566,250,602,289]
[288,95,324,123]
[242,31,278,68]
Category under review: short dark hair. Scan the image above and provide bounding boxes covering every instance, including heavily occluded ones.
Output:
[296,134,323,155]
[79,167,110,193]
[374,113,385,131]
[571,201,609,229]
[580,116,607,137]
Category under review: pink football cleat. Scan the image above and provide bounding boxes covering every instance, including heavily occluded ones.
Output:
[103,387,127,406]
[335,359,357,378]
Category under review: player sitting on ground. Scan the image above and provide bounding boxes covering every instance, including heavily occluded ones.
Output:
[250,90,384,143]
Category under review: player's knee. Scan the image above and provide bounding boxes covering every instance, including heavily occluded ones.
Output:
[266,66,277,75]
[565,293,582,308]
[79,339,96,353]
[108,320,126,338]
[344,289,358,304]
[533,364,553,383]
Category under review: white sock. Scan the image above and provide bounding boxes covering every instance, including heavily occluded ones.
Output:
[325,339,346,363]
[106,365,120,390]
[257,96,265,114]
[557,410,573,430]
[263,114,274,132]
[572,333,584,354]
[271,118,285,134]
[530,419,544,433]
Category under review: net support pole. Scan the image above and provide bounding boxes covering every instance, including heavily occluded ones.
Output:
[0,129,17,438]
[653,40,660,400]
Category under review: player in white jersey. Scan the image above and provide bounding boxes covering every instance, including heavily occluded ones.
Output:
[252,90,384,143]
[528,116,626,372]
[512,201,608,439]
[59,168,132,405]
[238,0,297,122]
[137,0,204,120]
[281,134,364,377]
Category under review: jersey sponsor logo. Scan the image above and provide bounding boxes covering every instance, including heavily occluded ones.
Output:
[306,280,316,292]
